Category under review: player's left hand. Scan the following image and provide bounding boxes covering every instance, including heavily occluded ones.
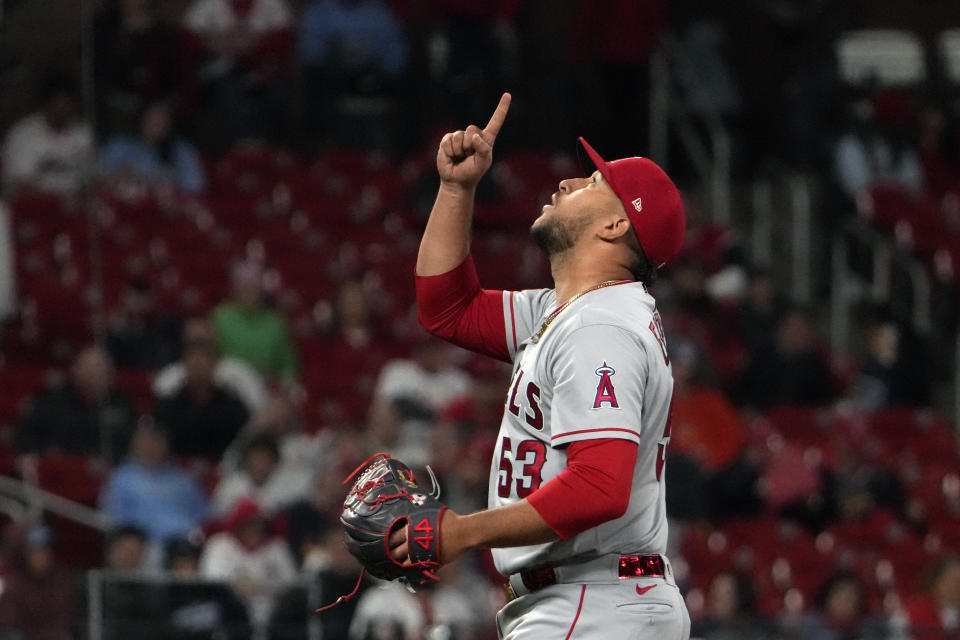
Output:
[340,454,450,584]
[389,509,462,565]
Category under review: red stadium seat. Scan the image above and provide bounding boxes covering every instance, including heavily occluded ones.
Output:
[33,454,107,506]
[114,368,153,415]
[867,408,958,464]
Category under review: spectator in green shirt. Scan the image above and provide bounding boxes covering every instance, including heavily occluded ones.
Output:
[211,260,299,384]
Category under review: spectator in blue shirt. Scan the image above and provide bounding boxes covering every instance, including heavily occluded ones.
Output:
[299,0,407,80]
[102,420,209,563]
[100,99,207,193]
[299,0,408,148]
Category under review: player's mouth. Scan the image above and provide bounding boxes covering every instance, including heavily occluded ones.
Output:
[542,192,558,210]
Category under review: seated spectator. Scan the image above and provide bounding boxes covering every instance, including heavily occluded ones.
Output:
[761,441,835,531]
[666,340,762,523]
[15,345,137,462]
[662,257,743,386]
[734,306,834,409]
[93,0,184,131]
[918,102,960,198]
[373,335,472,421]
[830,433,905,525]
[1,72,93,197]
[834,90,924,202]
[850,307,932,410]
[182,0,293,145]
[0,523,78,640]
[670,340,745,473]
[92,525,150,639]
[153,327,250,463]
[691,570,773,640]
[163,537,253,639]
[307,278,399,423]
[280,464,340,567]
[106,277,182,369]
[99,99,207,194]
[299,0,407,88]
[785,571,888,640]
[315,279,380,350]
[101,420,209,559]
[210,433,310,517]
[440,435,495,515]
[199,500,297,630]
[348,565,490,640]
[276,428,368,567]
[298,0,408,149]
[154,317,268,416]
[311,526,366,638]
[219,392,328,500]
[166,536,204,577]
[736,267,788,352]
[210,260,299,385]
[104,525,148,572]
[903,554,960,640]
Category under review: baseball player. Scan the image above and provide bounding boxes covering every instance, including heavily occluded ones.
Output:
[393,92,690,639]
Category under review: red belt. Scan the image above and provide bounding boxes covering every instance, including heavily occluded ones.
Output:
[519,554,665,593]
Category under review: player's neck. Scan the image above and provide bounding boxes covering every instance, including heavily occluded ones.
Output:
[550,253,634,305]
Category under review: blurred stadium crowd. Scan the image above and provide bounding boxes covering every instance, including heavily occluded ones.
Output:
[0,0,958,639]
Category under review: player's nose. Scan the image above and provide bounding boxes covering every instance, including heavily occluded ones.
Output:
[558,177,588,193]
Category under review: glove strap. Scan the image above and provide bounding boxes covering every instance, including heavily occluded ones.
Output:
[406,505,446,566]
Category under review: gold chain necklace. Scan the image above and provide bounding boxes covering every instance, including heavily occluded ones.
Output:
[530,280,630,343]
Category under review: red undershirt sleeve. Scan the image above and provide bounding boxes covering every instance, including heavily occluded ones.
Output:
[415,256,511,362]
[527,438,638,540]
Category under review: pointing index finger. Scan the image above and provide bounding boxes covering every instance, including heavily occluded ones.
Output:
[482,92,512,139]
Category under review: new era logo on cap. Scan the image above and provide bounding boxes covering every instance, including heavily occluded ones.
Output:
[578,137,685,267]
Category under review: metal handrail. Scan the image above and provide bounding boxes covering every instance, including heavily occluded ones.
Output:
[0,494,26,520]
[0,474,111,531]
[649,49,670,166]
[789,176,813,304]
[830,219,942,391]
[838,219,932,333]
[747,173,814,306]
[751,180,773,267]
[648,36,732,225]
[830,233,854,354]
[903,259,932,333]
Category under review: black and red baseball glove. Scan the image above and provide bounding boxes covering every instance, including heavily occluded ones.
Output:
[340,453,446,586]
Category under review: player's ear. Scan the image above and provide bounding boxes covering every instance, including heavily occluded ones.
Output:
[597,216,632,242]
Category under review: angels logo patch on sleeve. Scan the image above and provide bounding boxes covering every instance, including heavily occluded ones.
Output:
[593,362,619,408]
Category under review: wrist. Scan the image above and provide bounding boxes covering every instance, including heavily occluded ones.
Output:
[439,509,471,563]
[438,180,477,199]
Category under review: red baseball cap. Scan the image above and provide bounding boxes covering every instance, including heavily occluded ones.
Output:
[578,137,685,267]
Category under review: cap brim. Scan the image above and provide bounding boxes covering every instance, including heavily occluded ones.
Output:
[578,136,616,191]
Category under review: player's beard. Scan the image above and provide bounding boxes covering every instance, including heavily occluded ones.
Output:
[530,214,586,259]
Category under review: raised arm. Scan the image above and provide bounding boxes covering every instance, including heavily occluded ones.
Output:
[416,93,511,276]
[416,93,519,362]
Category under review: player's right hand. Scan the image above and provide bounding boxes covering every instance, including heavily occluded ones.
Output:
[437,92,511,189]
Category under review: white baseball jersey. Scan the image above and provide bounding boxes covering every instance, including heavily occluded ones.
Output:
[488,281,674,576]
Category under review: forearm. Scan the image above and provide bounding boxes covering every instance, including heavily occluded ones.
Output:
[439,440,637,562]
[440,499,557,562]
[416,183,476,276]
